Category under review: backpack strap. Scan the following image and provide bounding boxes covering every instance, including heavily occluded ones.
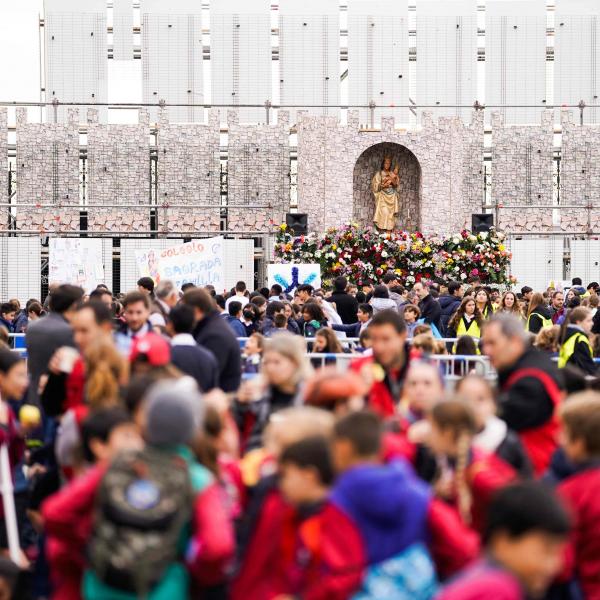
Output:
[505,368,562,408]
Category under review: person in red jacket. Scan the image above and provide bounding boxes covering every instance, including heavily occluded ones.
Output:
[436,482,571,600]
[43,381,235,600]
[556,391,600,599]
[42,408,142,600]
[350,310,420,417]
[274,435,366,599]
[482,313,565,476]
[427,399,518,534]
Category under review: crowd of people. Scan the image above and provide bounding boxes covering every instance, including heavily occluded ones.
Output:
[0,272,596,599]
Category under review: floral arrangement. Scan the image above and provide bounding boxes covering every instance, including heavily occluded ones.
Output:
[274,223,514,288]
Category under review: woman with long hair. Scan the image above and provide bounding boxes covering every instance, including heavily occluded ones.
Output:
[84,336,129,410]
[311,328,343,369]
[474,287,494,319]
[526,293,553,334]
[301,302,327,339]
[428,399,517,532]
[499,291,522,318]
[447,297,484,352]
[232,333,312,453]
[558,306,596,375]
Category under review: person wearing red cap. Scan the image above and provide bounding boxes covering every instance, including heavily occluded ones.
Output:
[130,332,172,372]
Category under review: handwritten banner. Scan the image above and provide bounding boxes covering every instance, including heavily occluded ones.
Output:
[136,237,224,290]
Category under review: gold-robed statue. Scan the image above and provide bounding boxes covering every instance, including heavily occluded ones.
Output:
[372,156,400,231]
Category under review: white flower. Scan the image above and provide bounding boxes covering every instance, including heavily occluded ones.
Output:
[452,237,460,244]
[480,232,488,240]
[469,235,477,242]
[454,266,460,272]
[460,272,467,280]
[381,250,388,258]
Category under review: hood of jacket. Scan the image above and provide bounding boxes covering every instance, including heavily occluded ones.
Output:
[331,461,430,564]
[370,298,397,312]
[438,294,461,313]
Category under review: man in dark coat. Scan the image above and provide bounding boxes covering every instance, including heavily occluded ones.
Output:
[482,313,564,477]
[183,288,241,393]
[167,304,219,392]
[329,276,359,325]
[26,284,83,405]
[413,282,441,331]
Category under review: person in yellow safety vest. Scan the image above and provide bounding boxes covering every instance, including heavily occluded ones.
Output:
[558,307,596,375]
[474,287,496,320]
[447,297,483,354]
[526,293,553,334]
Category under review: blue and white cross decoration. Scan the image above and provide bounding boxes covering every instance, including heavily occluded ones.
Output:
[267,264,321,294]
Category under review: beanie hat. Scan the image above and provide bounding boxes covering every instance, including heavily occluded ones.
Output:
[144,378,204,446]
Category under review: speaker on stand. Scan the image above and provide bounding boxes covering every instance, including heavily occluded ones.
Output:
[471,213,494,233]
[285,213,308,235]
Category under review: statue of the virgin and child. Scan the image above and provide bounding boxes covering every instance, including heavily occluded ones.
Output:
[372,156,400,231]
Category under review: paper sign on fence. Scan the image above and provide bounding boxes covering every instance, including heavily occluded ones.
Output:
[49,238,105,293]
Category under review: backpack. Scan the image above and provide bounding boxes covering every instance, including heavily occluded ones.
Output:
[88,447,194,596]
[352,542,438,600]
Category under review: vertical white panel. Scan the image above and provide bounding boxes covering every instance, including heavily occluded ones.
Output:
[486,0,547,125]
[0,239,42,304]
[45,0,108,122]
[141,0,203,123]
[509,238,564,291]
[347,0,410,125]
[555,0,600,124]
[416,0,479,122]
[101,239,114,291]
[222,239,255,291]
[211,0,272,123]
[570,240,600,285]
[112,0,134,61]
[279,0,340,122]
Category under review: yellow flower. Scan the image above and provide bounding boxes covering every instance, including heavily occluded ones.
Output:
[424,246,432,254]
[280,223,287,231]
[332,244,337,250]
[499,244,505,251]
[381,264,388,270]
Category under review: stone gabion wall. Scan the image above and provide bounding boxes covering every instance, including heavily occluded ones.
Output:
[491,111,555,232]
[296,110,484,236]
[9,107,600,238]
[15,107,80,232]
[156,109,221,233]
[559,110,600,232]
[86,109,151,232]
[227,110,290,232]
[0,109,7,227]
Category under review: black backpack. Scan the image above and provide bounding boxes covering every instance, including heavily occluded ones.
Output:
[88,447,194,595]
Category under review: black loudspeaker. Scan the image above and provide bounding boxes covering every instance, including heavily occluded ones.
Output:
[471,213,494,233]
[286,213,308,235]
